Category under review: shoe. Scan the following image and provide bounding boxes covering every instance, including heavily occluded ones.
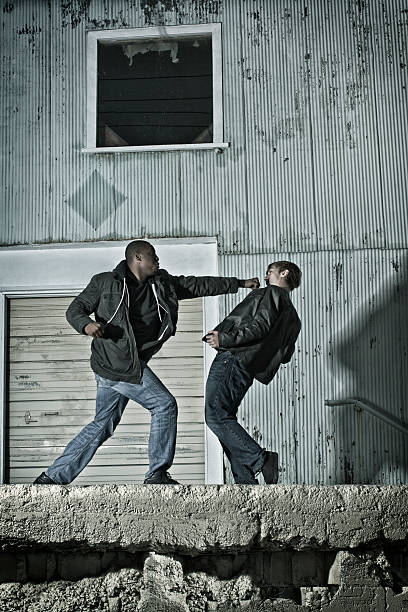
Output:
[261,451,279,484]
[143,470,180,485]
[33,472,57,485]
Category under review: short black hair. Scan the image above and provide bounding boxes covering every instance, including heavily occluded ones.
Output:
[125,240,153,264]
[268,261,302,290]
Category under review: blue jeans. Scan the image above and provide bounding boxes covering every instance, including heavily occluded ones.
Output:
[205,351,266,484]
[46,364,178,484]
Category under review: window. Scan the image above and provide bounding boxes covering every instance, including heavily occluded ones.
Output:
[85,24,227,153]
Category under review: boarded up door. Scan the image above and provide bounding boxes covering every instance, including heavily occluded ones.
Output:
[7,296,205,484]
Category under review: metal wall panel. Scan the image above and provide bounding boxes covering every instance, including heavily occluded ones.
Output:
[48,2,184,244]
[239,1,317,254]
[1,0,407,250]
[219,249,408,484]
[371,0,408,248]
[306,0,386,251]
[1,0,51,244]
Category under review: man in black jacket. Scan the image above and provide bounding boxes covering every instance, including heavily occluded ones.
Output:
[33,240,259,485]
[204,261,301,485]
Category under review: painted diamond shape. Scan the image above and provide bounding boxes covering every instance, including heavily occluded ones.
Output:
[67,170,127,230]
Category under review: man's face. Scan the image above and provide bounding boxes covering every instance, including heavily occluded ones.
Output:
[264,265,282,286]
[139,246,160,277]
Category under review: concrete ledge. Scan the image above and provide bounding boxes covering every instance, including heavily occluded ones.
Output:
[2,486,408,610]
[1,485,408,553]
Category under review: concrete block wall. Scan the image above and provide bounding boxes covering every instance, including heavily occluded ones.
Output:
[1,485,408,611]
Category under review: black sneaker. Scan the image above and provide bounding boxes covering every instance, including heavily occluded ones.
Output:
[144,470,180,485]
[33,472,57,485]
[261,451,279,484]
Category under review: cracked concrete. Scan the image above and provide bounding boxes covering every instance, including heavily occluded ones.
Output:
[1,485,408,553]
[1,485,408,610]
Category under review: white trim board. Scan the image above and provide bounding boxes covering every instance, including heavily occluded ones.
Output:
[82,143,229,154]
[86,23,224,151]
[0,238,224,484]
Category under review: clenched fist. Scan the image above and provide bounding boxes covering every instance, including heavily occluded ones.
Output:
[204,330,219,348]
[84,322,105,338]
[243,277,260,289]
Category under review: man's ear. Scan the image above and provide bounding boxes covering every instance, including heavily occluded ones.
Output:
[134,253,143,262]
[280,269,289,278]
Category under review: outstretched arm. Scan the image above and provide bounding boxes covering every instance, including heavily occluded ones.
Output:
[242,278,260,290]
[170,274,260,299]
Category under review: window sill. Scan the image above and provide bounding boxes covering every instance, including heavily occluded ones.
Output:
[82,143,230,154]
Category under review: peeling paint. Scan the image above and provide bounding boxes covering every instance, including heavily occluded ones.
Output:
[246,5,270,47]
[88,16,130,29]
[252,425,262,444]
[16,24,41,36]
[140,0,221,27]
[370,336,377,349]
[392,259,400,272]
[61,0,91,29]
[15,22,42,54]
[238,60,269,86]
[343,456,355,484]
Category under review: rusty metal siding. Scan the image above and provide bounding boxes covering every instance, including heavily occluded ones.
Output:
[220,249,408,484]
[1,0,407,250]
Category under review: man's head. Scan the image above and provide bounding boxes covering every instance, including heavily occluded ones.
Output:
[125,240,159,280]
[264,261,301,291]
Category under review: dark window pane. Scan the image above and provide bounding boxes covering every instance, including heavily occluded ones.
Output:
[97,38,213,147]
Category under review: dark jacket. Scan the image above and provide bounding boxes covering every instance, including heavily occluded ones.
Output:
[214,285,301,385]
[66,260,242,383]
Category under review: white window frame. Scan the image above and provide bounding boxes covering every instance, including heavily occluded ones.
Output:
[83,23,228,154]
[0,239,224,485]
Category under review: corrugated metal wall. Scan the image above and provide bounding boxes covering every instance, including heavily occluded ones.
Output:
[1,0,406,250]
[1,0,407,483]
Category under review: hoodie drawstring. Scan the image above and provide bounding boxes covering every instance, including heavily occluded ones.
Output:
[106,278,169,343]
[151,282,163,322]
[106,278,127,325]
[151,281,169,341]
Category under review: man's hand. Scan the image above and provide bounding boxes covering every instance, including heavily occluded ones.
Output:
[84,322,105,338]
[204,330,219,349]
[244,277,260,289]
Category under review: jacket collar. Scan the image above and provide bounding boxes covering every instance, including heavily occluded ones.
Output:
[113,260,128,280]
[113,260,163,285]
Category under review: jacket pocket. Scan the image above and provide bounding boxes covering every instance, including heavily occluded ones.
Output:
[93,336,133,373]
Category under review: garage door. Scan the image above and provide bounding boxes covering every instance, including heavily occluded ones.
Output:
[7,296,205,484]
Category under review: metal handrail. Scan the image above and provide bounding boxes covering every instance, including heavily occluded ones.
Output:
[325,398,408,437]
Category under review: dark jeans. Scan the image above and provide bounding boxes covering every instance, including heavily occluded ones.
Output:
[205,351,266,484]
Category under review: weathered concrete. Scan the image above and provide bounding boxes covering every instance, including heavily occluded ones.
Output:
[1,485,408,553]
[1,485,408,610]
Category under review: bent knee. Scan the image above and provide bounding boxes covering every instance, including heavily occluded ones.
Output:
[94,414,121,440]
[205,403,221,431]
[163,395,178,415]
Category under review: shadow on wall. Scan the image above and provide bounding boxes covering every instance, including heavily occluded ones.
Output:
[331,253,408,484]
